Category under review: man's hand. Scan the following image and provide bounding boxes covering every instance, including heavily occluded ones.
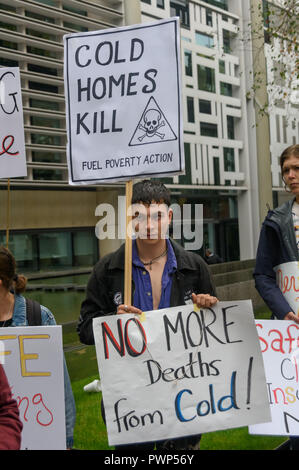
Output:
[192,293,218,308]
[284,311,299,323]
[117,304,143,315]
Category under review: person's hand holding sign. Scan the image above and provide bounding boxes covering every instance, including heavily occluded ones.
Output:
[117,304,143,315]
[191,293,218,309]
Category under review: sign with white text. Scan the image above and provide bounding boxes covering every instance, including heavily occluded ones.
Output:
[93,301,270,446]
[250,320,299,436]
[0,326,66,450]
[0,67,27,178]
[64,18,184,184]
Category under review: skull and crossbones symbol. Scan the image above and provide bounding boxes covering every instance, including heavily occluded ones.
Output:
[138,109,165,142]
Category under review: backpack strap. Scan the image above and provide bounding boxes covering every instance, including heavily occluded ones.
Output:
[25,298,42,326]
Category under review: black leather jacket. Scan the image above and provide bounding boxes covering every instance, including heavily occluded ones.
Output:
[77,239,216,345]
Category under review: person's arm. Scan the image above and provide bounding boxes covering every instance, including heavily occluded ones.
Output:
[77,266,115,344]
[0,364,23,450]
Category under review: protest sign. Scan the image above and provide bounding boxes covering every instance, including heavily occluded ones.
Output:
[0,67,27,178]
[275,262,299,317]
[64,18,184,184]
[0,326,66,450]
[93,301,270,446]
[250,319,299,436]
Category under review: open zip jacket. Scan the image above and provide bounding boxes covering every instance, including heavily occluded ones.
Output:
[254,198,298,319]
[78,239,216,345]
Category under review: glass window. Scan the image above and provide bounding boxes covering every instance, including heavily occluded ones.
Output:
[0,40,18,50]
[0,58,18,67]
[0,233,38,271]
[184,50,193,76]
[170,1,190,28]
[33,169,64,180]
[29,99,60,111]
[197,65,215,93]
[200,122,218,137]
[39,232,72,269]
[219,60,225,73]
[26,28,57,41]
[220,82,232,96]
[199,99,212,114]
[227,116,235,139]
[206,9,213,26]
[73,231,98,267]
[187,97,195,123]
[29,81,59,94]
[213,157,220,185]
[28,64,58,77]
[157,0,165,8]
[27,46,57,59]
[141,0,151,3]
[224,147,235,171]
[30,116,61,129]
[179,143,192,184]
[63,4,87,15]
[63,21,88,32]
[195,32,214,48]
[0,22,17,31]
[223,30,231,53]
[31,134,62,145]
[25,10,55,24]
[32,151,63,163]
[202,0,228,11]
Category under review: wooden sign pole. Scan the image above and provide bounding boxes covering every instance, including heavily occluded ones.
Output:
[124,180,133,306]
[6,178,10,248]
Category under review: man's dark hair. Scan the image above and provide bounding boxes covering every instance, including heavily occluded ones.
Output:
[132,179,171,206]
[280,144,299,171]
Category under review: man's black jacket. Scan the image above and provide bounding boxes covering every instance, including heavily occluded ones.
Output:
[77,239,216,345]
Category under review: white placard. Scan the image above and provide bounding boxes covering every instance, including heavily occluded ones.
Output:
[0,326,66,450]
[0,67,27,178]
[64,18,184,185]
[275,262,299,316]
[93,301,270,446]
[250,320,299,436]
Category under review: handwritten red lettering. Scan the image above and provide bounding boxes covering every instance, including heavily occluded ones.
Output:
[277,269,299,294]
[32,393,54,427]
[0,135,19,157]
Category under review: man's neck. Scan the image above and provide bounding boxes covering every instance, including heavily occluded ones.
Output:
[136,238,168,263]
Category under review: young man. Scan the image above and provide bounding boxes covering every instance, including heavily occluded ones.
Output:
[77,179,218,450]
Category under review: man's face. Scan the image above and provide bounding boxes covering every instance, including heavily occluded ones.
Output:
[282,155,299,196]
[131,201,172,242]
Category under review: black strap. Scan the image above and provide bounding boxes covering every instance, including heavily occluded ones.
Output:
[25,298,42,326]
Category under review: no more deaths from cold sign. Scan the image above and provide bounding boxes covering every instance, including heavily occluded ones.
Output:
[64,18,184,185]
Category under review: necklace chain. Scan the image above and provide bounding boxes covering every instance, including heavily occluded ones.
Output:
[140,248,168,270]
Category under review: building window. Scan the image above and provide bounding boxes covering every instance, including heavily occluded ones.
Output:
[32,151,63,163]
[187,97,195,122]
[199,99,212,114]
[200,122,218,137]
[170,1,190,28]
[157,0,165,7]
[202,0,228,11]
[31,134,63,146]
[206,9,213,26]
[184,50,193,76]
[213,157,220,185]
[28,64,58,77]
[219,60,225,74]
[29,81,59,94]
[33,169,65,181]
[197,65,216,93]
[29,99,60,111]
[224,148,235,171]
[195,31,214,48]
[223,30,231,53]
[141,0,151,3]
[179,142,192,184]
[220,82,233,96]
[30,116,61,129]
[227,116,235,139]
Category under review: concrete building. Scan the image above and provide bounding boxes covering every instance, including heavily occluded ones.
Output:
[0,0,296,271]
